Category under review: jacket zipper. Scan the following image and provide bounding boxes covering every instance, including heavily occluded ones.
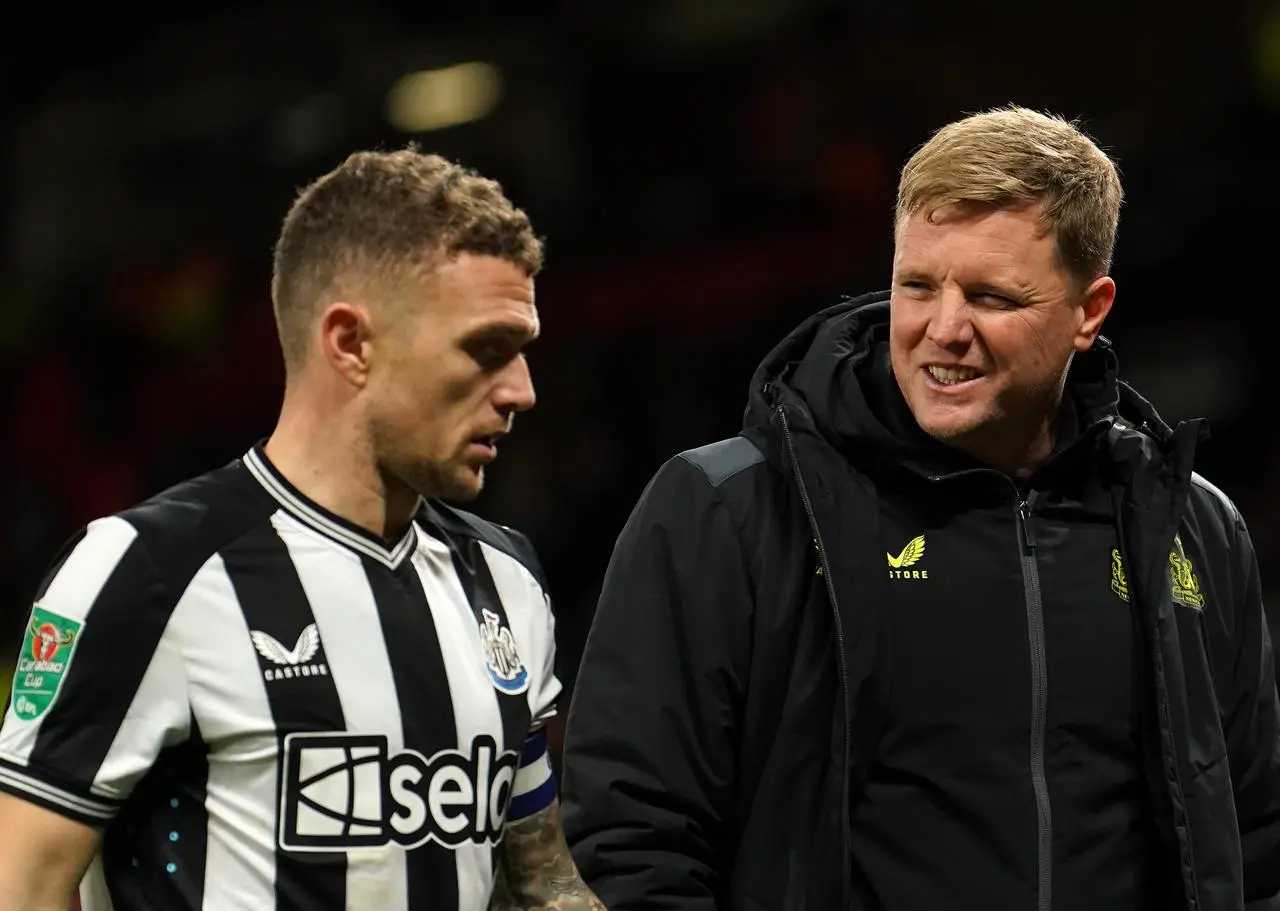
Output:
[1106,427,1202,909]
[1111,512,1201,911]
[777,405,853,899]
[1015,490,1053,911]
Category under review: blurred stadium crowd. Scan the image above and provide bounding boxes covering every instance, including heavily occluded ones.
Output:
[3,0,1279,723]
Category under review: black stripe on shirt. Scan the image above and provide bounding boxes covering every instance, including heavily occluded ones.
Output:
[28,535,178,790]
[100,718,211,908]
[446,536,532,758]
[468,542,535,878]
[371,557,462,911]
[222,522,348,911]
[431,527,534,878]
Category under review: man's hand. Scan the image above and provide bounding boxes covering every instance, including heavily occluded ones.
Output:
[489,798,605,910]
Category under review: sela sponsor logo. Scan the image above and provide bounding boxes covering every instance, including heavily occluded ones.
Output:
[478,608,529,695]
[887,535,928,581]
[278,732,518,852]
[250,623,330,682]
[11,606,82,721]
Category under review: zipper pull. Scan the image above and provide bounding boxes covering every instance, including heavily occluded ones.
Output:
[1019,495,1037,551]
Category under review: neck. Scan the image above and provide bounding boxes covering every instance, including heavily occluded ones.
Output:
[963,402,1063,479]
[264,386,420,542]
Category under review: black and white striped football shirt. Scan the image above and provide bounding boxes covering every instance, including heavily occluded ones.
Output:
[0,444,561,911]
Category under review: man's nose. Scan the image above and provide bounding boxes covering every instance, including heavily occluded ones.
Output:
[925,288,974,350]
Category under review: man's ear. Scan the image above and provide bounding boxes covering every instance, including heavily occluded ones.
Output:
[318,302,373,387]
[1074,275,1115,352]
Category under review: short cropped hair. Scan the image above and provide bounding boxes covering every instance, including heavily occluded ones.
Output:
[271,145,544,370]
[896,105,1123,284]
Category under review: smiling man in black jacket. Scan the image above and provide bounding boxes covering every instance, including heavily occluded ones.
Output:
[561,106,1280,911]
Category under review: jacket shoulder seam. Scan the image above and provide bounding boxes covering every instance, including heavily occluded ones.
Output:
[677,437,765,488]
[669,443,761,609]
[1190,472,1239,521]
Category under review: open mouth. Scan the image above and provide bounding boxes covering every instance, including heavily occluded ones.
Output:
[925,365,983,387]
[468,434,503,459]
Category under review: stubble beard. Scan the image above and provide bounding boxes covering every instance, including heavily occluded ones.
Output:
[393,455,483,503]
[369,419,483,505]
[924,381,1063,472]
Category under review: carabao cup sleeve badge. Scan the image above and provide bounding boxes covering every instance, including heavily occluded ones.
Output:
[12,606,83,721]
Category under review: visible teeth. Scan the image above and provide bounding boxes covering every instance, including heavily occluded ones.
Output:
[928,365,979,385]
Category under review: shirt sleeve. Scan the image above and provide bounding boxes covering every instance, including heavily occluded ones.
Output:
[0,516,191,826]
[526,590,561,729]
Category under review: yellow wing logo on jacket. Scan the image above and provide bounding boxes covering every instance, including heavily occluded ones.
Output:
[1110,535,1204,610]
[888,535,927,581]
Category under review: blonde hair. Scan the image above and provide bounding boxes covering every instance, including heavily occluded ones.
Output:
[271,145,544,371]
[896,105,1123,283]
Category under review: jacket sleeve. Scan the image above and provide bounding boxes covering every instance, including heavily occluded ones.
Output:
[1224,516,1280,908]
[561,454,754,911]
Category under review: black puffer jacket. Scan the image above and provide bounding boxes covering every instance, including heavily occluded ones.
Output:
[563,294,1280,910]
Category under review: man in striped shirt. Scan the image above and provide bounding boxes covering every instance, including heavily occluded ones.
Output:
[0,147,604,911]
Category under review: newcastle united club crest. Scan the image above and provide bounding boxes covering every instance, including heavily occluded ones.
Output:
[478,608,529,695]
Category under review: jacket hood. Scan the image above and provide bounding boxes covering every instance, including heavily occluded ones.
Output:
[742,293,1174,477]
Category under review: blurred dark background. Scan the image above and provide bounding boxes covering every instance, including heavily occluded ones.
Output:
[3,0,1279,746]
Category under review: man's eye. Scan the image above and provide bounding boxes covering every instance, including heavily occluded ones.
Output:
[470,342,518,369]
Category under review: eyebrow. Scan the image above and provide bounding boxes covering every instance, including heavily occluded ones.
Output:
[891,267,933,284]
[462,320,540,347]
[970,278,1040,300]
[893,269,1038,299]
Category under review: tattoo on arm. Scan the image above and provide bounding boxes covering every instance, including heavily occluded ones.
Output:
[488,799,605,911]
